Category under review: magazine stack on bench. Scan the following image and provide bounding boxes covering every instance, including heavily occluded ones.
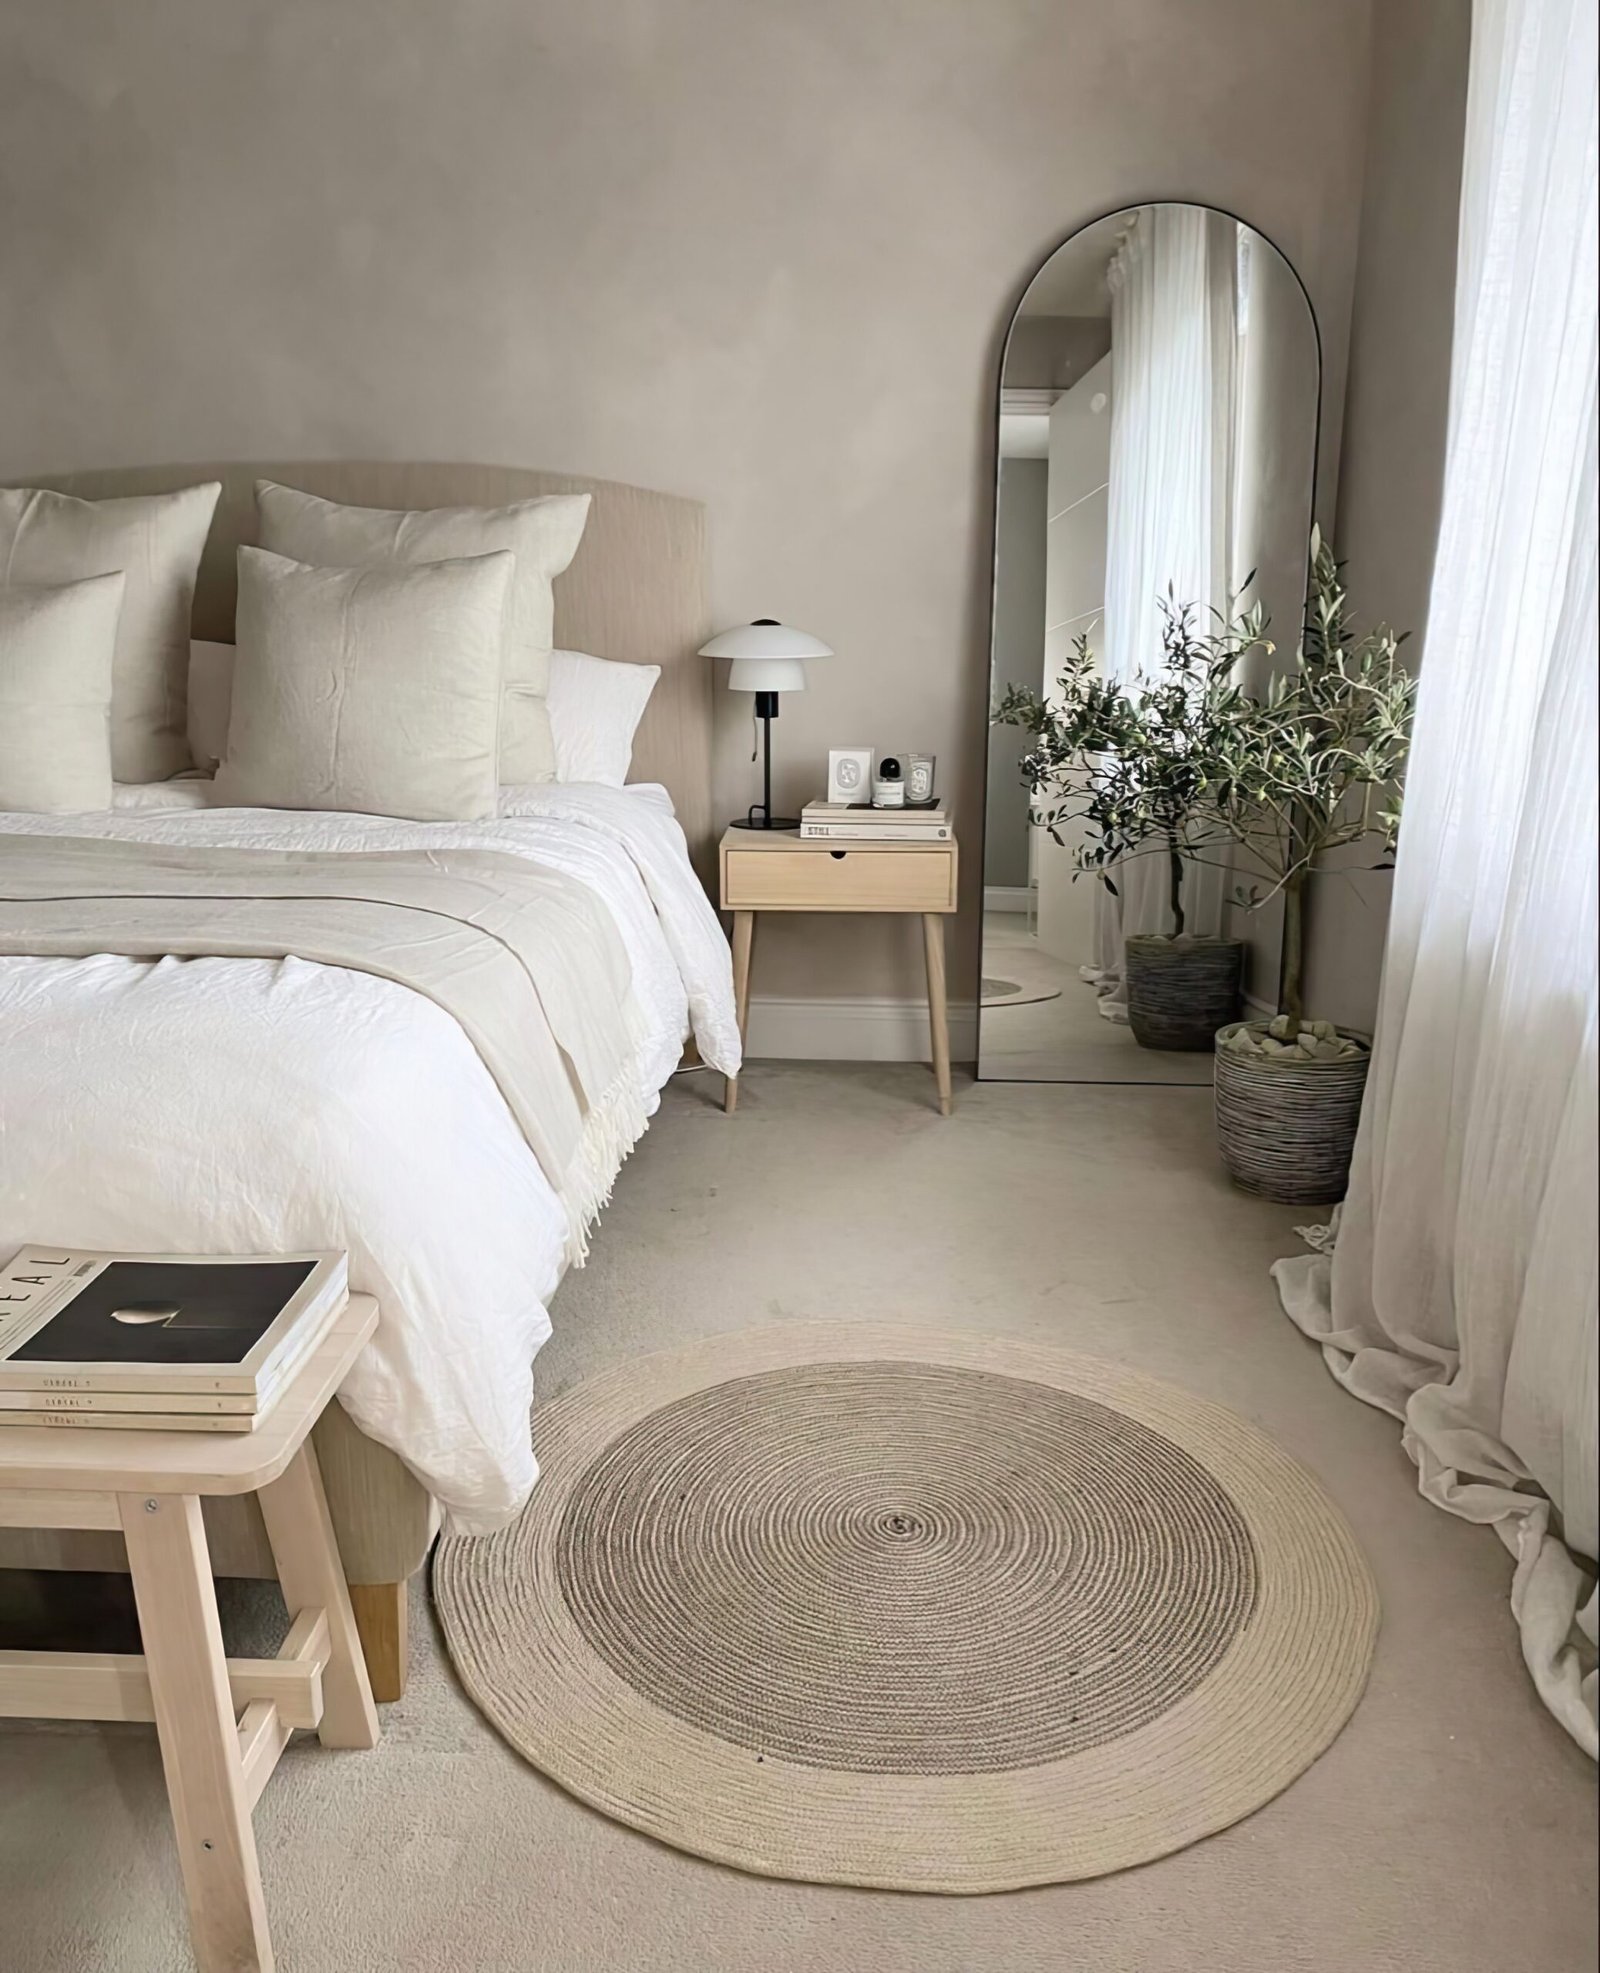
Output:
[0,1248,349,1433]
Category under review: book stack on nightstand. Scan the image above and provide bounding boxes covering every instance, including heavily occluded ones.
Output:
[800,801,952,842]
[0,1247,348,1433]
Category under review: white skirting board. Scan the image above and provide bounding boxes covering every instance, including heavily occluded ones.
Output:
[983,885,1033,913]
[745,995,978,1064]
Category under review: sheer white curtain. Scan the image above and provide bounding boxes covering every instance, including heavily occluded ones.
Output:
[1092,206,1238,1002]
[1276,0,1599,1754]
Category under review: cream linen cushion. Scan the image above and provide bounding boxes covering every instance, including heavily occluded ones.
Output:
[546,649,660,787]
[0,571,125,812]
[0,482,220,780]
[255,480,591,785]
[215,546,513,822]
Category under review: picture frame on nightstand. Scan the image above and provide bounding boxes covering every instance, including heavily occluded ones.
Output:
[826,748,874,807]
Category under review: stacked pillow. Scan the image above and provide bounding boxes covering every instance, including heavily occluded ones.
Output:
[1,476,659,818]
[0,482,220,810]
[546,649,661,787]
[0,572,126,813]
[191,639,662,797]
[254,480,591,787]
[216,545,515,823]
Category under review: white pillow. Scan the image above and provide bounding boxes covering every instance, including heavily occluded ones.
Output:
[0,571,125,812]
[0,482,220,781]
[215,546,512,822]
[546,649,660,787]
[255,480,590,786]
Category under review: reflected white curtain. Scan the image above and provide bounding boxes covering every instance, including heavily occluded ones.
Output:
[1092,206,1239,1003]
[1276,0,1599,1754]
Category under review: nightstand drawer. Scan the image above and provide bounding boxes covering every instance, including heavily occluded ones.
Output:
[722,844,957,912]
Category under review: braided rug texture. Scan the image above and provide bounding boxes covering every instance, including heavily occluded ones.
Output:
[433,1324,1378,1892]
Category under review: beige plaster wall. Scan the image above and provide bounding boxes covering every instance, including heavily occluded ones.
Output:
[0,0,1374,1019]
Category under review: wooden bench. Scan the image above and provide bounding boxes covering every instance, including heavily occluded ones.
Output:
[0,1294,382,1973]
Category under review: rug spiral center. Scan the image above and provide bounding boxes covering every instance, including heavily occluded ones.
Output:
[554,1359,1259,1774]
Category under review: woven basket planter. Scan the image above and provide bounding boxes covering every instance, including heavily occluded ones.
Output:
[1213,1022,1371,1204]
[1124,935,1244,1051]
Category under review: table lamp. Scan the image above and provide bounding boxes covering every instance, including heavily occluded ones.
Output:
[699,619,833,829]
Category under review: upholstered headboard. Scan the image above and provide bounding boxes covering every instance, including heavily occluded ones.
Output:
[23,461,715,869]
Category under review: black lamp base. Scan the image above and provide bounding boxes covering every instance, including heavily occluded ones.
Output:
[733,687,799,832]
[731,810,800,832]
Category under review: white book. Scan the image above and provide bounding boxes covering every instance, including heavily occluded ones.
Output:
[0,1407,262,1435]
[0,1248,348,1402]
[800,818,952,841]
[0,1385,259,1415]
[0,1302,339,1430]
[803,802,947,823]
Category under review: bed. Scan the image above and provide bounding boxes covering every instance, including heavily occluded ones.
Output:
[0,462,735,1695]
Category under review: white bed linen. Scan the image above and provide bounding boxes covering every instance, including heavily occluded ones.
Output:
[0,782,738,1532]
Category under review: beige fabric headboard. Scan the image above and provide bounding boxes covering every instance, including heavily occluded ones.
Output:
[21,462,714,872]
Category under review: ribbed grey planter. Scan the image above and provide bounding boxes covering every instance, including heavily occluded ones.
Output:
[1124,936,1244,1051]
[1213,1022,1371,1204]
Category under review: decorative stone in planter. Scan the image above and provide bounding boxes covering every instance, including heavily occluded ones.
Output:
[1213,1019,1371,1204]
[1124,935,1244,1051]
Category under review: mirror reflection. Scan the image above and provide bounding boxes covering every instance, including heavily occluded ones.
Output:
[979,203,1319,1083]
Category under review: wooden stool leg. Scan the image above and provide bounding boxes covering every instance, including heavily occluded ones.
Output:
[725,908,756,1114]
[257,1443,380,1748]
[119,1491,274,1973]
[922,912,953,1116]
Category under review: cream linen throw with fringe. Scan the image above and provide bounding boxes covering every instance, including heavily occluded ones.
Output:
[0,837,651,1263]
[1275,0,1598,1754]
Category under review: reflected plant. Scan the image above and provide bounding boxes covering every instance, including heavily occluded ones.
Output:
[993,597,1270,937]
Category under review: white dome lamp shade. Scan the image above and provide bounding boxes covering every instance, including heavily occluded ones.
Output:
[700,619,833,830]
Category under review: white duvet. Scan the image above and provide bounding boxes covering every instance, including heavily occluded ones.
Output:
[0,782,740,1532]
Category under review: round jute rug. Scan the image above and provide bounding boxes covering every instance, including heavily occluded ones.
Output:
[433,1324,1377,1892]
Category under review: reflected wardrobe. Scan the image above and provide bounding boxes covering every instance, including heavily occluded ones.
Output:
[978,204,1320,1083]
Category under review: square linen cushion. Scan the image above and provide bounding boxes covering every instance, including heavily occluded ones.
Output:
[215,545,512,822]
[546,649,660,787]
[255,480,591,786]
[0,482,220,781]
[0,571,125,812]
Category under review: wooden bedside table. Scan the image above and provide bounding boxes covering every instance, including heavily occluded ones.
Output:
[719,826,959,1117]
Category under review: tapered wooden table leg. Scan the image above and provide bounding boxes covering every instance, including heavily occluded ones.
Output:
[257,1443,380,1748]
[725,909,756,1114]
[120,1491,274,1973]
[922,912,953,1116]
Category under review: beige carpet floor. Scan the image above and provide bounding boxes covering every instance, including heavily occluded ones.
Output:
[978,913,1213,1084]
[1,1064,1595,1972]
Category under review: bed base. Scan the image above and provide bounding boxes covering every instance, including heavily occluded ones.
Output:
[348,1580,409,1700]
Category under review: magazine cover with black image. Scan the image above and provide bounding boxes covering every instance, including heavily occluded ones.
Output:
[10,1259,318,1367]
[0,1249,348,1403]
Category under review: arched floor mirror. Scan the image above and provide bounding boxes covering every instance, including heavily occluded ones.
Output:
[978,203,1320,1084]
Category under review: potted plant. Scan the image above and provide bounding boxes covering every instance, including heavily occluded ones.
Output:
[1209,530,1416,1202]
[994,598,1270,1050]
